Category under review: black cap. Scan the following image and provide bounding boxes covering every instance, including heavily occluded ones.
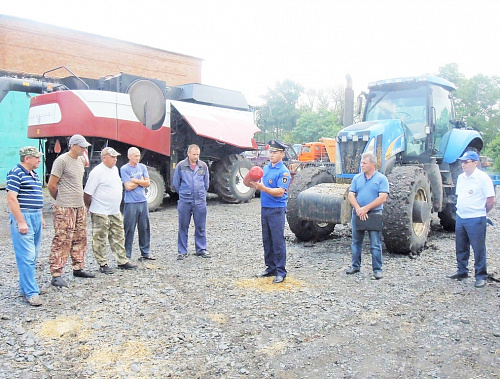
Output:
[268,139,286,152]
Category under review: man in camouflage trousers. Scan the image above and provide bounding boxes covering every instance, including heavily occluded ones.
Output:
[47,134,95,287]
[84,147,137,274]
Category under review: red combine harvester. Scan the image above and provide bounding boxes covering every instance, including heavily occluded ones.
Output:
[4,68,261,210]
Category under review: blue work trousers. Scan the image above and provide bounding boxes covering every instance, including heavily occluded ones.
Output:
[261,207,287,277]
[177,201,207,255]
[351,217,383,272]
[9,210,42,298]
[455,215,487,280]
[123,201,151,259]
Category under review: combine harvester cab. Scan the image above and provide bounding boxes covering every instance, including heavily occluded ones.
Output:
[288,76,483,254]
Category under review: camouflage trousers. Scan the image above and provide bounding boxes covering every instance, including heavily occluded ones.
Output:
[91,213,128,266]
[50,206,88,276]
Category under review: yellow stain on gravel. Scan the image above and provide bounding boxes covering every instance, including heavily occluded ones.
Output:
[235,276,307,292]
[85,341,152,376]
[208,313,228,324]
[38,315,83,338]
[258,340,288,356]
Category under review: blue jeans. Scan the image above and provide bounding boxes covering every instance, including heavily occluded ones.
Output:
[261,207,287,277]
[455,215,487,280]
[123,201,151,259]
[177,201,207,255]
[10,210,42,298]
[351,215,382,272]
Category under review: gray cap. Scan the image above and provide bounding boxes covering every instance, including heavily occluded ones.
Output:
[101,147,121,157]
[19,146,43,158]
[68,134,91,147]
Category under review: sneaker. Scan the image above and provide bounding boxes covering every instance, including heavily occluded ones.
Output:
[99,264,115,275]
[51,276,68,288]
[177,254,186,260]
[73,270,95,278]
[372,271,383,280]
[117,262,138,270]
[475,279,486,288]
[27,295,42,307]
[195,251,211,258]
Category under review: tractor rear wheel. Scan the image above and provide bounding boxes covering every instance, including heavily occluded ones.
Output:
[383,166,432,254]
[287,166,336,241]
[214,154,255,203]
[145,167,165,212]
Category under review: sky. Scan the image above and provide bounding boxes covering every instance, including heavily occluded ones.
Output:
[2,0,500,105]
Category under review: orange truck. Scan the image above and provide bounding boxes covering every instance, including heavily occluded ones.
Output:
[298,138,336,162]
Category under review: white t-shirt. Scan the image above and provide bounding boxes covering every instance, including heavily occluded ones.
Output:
[456,168,495,218]
[84,163,123,215]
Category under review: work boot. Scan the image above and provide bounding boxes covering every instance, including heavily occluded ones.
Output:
[73,270,95,278]
[51,276,68,288]
[117,262,138,270]
[99,264,115,275]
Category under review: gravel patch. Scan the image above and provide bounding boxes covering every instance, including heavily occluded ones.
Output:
[0,188,499,378]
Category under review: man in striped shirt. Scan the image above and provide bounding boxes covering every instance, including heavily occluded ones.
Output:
[6,146,45,307]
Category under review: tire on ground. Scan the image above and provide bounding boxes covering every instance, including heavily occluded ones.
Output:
[287,166,336,241]
[145,167,165,212]
[383,166,432,254]
[214,154,255,204]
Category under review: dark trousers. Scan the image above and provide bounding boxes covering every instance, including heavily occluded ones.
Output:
[123,201,151,259]
[261,207,287,277]
[455,215,487,280]
[177,201,207,255]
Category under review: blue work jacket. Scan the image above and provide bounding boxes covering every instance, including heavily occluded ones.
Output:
[173,157,210,205]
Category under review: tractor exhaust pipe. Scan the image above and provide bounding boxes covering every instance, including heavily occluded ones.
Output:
[343,74,354,127]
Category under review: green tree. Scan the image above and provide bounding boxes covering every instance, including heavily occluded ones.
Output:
[259,79,304,142]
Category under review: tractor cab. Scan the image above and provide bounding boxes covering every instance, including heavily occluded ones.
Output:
[364,76,456,162]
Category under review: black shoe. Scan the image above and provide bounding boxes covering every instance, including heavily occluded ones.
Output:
[177,254,186,260]
[99,264,114,275]
[195,251,211,258]
[273,275,285,284]
[346,267,360,275]
[447,272,468,280]
[73,270,95,278]
[140,255,156,260]
[117,262,138,270]
[51,276,68,288]
[256,271,275,278]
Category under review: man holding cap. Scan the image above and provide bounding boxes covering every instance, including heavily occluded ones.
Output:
[448,150,496,288]
[48,134,95,287]
[251,140,291,284]
[84,147,137,273]
[6,147,45,306]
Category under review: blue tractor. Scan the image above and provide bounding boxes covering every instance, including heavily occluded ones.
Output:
[287,76,483,254]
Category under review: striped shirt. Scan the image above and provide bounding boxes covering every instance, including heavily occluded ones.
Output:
[6,164,43,210]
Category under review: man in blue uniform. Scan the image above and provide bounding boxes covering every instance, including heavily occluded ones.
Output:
[346,152,389,280]
[251,140,291,284]
[448,151,496,288]
[173,144,210,260]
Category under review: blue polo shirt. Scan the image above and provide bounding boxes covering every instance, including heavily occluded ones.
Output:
[6,164,43,210]
[260,161,290,208]
[120,163,149,203]
[349,170,389,211]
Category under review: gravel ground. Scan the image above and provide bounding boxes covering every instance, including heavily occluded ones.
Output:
[0,188,499,378]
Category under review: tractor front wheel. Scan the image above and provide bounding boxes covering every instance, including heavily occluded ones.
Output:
[383,166,432,254]
[214,155,255,203]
